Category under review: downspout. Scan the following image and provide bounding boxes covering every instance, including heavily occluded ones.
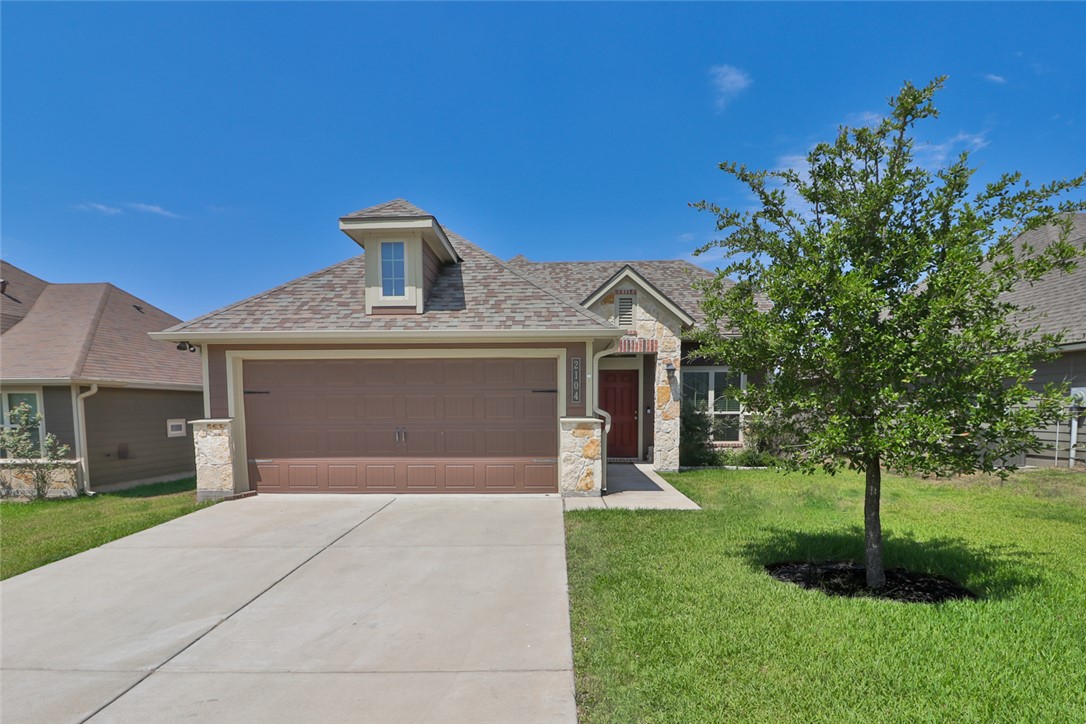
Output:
[76,384,99,494]
[592,339,620,493]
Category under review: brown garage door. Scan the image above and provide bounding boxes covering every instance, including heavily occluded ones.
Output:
[242,358,559,493]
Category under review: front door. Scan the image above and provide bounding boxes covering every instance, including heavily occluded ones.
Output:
[600,369,639,458]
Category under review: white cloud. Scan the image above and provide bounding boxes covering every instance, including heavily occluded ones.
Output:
[916,131,989,167]
[844,110,884,126]
[74,202,122,215]
[125,202,182,219]
[709,64,752,112]
[983,73,1007,85]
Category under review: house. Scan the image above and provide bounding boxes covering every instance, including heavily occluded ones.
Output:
[152,199,742,501]
[1004,214,1086,468]
[0,261,203,496]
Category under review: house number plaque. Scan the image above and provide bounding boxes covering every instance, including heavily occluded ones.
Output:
[571,357,582,403]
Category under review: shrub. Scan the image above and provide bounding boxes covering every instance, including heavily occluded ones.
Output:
[0,402,72,500]
[679,403,717,466]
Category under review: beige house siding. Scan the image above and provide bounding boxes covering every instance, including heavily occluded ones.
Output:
[1023,349,1086,468]
[83,387,202,487]
[41,385,78,458]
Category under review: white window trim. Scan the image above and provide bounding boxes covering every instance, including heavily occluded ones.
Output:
[166,418,187,438]
[681,367,745,444]
[1,387,46,457]
[379,240,408,300]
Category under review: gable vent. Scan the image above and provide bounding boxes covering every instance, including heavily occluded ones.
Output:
[617,295,635,327]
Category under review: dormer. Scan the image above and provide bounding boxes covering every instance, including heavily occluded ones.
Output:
[338,199,460,314]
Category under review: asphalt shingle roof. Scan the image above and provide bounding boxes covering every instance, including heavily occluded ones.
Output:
[164,231,617,335]
[506,257,745,327]
[1003,213,1086,345]
[0,261,202,386]
[341,198,434,220]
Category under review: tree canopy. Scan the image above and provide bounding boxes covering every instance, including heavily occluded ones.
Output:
[693,77,1085,587]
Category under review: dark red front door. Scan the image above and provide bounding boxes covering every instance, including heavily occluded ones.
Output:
[600,370,638,458]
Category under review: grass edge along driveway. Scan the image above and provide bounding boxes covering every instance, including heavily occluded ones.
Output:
[1,478,211,579]
[565,468,1086,723]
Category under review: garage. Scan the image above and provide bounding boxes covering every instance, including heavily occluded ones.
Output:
[241,357,559,493]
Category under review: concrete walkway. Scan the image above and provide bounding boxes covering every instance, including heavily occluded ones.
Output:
[564,463,701,511]
[1,495,575,724]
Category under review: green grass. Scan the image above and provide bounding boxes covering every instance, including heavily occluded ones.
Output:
[566,468,1086,722]
[0,478,211,579]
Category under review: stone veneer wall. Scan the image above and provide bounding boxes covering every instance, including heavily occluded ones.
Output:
[192,419,236,502]
[560,417,603,496]
[592,285,683,472]
[0,461,79,500]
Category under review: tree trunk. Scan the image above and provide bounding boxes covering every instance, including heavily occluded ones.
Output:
[864,456,886,589]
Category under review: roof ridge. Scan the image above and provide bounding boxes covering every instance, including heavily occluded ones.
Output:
[167,254,364,333]
[71,284,113,378]
[446,230,617,330]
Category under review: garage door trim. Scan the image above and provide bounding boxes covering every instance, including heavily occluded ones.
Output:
[225,348,570,492]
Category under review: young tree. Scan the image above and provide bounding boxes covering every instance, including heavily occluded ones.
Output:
[0,402,72,500]
[693,77,1086,588]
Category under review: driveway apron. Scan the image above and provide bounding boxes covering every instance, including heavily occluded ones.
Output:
[0,495,575,724]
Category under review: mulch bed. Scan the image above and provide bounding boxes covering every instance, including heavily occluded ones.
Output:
[765,561,978,603]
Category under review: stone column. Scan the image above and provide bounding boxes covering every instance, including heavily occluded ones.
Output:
[653,328,681,472]
[192,419,236,502]
[559,417,603,497]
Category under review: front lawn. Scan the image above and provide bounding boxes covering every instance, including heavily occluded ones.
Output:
[0,478,210,579]
[566,468,1086,722]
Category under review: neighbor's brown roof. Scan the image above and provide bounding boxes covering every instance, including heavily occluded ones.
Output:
[1003,213,1086,345]
[1,261,49,334]
[163,231,617,335]
[0,261,202,386]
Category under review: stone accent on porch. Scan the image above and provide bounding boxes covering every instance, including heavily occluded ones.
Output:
[633,297,682,472]
[192,419,237,502]
[559,417,603,497]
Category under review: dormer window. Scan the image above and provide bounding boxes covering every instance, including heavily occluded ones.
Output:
[381,241,406,297]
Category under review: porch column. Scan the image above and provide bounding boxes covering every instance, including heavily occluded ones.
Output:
[559,417,603,496]
[192,419,237,502]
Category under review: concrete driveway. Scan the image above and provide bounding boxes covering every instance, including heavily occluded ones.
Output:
[1,495,575,723]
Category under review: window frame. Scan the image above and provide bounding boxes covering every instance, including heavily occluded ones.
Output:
[379,240,407,299]
[681,367,745,444]
[166,418,187,438]
[1,387,46,457]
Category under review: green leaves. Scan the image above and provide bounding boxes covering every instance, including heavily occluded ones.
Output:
[692,77,1086,478]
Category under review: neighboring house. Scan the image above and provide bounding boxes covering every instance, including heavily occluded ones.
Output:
[0,261,203,494]
[1003,214,1086,468]
[153,199,742,501]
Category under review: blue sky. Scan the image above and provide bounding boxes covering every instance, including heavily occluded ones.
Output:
[3,2,1084,321]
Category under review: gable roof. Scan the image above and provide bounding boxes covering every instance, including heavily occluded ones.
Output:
[581,264,696,327]
[156,229,620,340]
[1002,213,1086,346]
[0,261,202,387]
[506,257,724,326]
[341,198,433,220]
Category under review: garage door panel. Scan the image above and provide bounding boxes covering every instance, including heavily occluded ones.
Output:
[406,465,437,489]
[287,429,321,456]
[484,395,517,419]
[243,358,558,494]
[365,395,398,419]
[524,431,558,457]
[327,465,359,489]
[287,465,318,488]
